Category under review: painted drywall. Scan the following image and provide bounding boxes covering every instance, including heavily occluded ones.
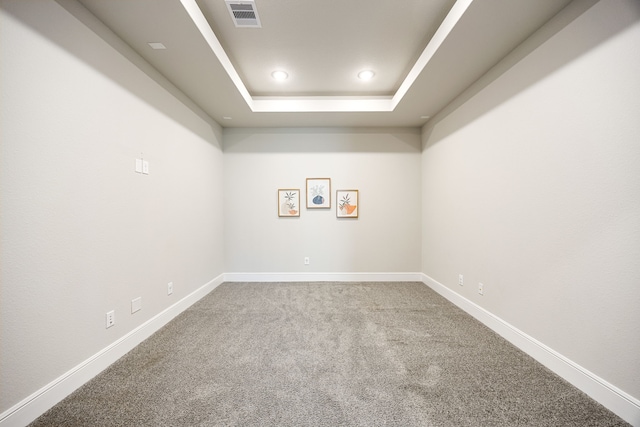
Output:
[421,0,640,403]
[0,0,224,413]
[223,128,422,274]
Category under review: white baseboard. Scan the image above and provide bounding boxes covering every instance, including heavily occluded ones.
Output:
[6,273,637,427]
[224,272,423,282]
[421,273,640,426]
[0,274,225,427]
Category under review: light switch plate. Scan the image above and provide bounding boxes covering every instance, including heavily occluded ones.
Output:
[142,160,149,175]
[135,158,143,173]
[106,310,115,328]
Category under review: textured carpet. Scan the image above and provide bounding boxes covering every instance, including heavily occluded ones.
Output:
[31,282,628,426]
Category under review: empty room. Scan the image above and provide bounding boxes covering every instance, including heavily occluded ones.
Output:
[1,0,639,425]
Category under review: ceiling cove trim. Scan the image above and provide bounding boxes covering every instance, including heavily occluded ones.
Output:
[180,0,474,113]
[391,0,474,110]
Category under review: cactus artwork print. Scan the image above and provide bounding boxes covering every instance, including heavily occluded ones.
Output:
[336,190,358,218]
[278,189,300,217]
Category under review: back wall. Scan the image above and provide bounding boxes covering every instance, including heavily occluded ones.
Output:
[223,128,422,277]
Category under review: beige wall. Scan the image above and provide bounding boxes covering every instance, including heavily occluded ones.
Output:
[223,128,422,274]
[0,0,225,413]
[421,0,640,400]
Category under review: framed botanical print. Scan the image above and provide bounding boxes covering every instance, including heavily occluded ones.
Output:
[278,189,300,217]
[306,178,331,209]
[336,190,358,218]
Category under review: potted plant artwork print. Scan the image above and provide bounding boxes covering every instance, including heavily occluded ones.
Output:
[306,178,331,208]
[337,190,358,218]
[278,189,300,217]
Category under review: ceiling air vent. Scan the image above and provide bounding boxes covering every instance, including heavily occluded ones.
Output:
[225,1,261,28]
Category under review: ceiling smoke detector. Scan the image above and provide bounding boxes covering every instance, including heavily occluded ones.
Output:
[225,1,261,28]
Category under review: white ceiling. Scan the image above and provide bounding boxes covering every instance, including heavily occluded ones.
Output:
[75,0,573,128]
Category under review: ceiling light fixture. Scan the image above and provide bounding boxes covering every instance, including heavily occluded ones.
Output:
[271,70,288,81]
[147,42,166,50]
[358,70,375,81]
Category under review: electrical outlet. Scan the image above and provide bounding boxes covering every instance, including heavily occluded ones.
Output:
[106,310,115,328]
[458,274,464,286]
[304,257,310,265]
[168,281,173,295]
[478,282,484,295]
[131,297,142,313]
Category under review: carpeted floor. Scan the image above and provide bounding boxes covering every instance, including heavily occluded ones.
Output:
[30,282,628,426]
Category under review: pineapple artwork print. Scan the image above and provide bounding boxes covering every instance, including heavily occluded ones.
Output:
[282,191,298,215]
[306,179,330,208]
[310,184,325,206]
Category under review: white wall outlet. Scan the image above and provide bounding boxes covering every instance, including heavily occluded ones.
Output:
[167,281,173,295]
[458,274,464,286]
[135,158,143,173]
[304,257,310,265]
[142,160,149,175]
[478,282,484,295]
[131,297,142,313]
[106,310,115,328]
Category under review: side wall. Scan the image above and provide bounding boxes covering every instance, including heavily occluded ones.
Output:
[0,0,225,417]
[421,0,639,410]
[224,128,422,277]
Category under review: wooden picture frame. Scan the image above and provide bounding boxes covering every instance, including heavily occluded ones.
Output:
[336,190,358,218]
[278,189,300,217]
[306,178,331,209]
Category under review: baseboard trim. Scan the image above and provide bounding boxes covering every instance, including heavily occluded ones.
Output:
[421,273,640,426]
[0,274,225,427]
[224,272,423,282]
[6,273,637,426]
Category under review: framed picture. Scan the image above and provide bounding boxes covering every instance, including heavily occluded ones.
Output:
[306,178,331,208]
[336,190,358,218]
[278,189,300,217]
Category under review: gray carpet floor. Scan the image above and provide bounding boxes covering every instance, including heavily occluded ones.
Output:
[30,282,628,426]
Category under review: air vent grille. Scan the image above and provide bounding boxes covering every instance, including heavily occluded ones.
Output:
[225,1,261,28]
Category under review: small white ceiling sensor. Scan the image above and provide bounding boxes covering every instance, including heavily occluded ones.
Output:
[147,42,166,50]
[358,70,375,80]
[271,70,289,81]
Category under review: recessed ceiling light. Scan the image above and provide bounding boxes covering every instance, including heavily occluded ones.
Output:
[420,115,430,120]
[223,116,232,120]
[358,70,375,80]
[271,70,288,81]
[147,42,166,50]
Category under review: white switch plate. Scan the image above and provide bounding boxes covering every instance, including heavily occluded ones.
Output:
[135,158,143,173]
[131,297,142,313]
[106,310,115,328]
[304,257,310,265]
[142,160,149,175]
[478,283,484,295]
[458,274,464,286]
[167,282,173,295]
